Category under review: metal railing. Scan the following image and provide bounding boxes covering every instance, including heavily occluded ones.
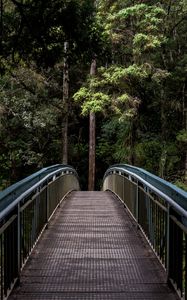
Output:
[103,164,187,299]
[0,165,79,299]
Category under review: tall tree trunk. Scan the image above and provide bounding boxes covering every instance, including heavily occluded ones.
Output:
[159,88,167,178]
[183,83,187,183]
[62,41,69,164]
[185,112,187,183]
[0,0,3,55]
[88,58,96,191]
[130,120,136,165]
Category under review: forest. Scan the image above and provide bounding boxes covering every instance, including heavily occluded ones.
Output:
[0,0,187,191]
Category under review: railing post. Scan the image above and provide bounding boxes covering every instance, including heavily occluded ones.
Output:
[185,236,187,299]
[47,184,49,224]
[147,189,153,243]
[123,175,125,204]
[166,203,170,278]
[17,203,21,283]
[1,235,3,300]
[136,182,139,222]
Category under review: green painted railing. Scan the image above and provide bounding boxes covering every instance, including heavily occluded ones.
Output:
[103,164,187,299]
[0,165,79,299]
[0,165,73,211]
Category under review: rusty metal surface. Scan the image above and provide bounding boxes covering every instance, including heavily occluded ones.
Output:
[9,191,179,300]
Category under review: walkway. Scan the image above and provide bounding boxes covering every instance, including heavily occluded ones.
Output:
[9,191,179,300]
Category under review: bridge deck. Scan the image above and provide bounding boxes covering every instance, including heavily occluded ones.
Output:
[9,191,179,300]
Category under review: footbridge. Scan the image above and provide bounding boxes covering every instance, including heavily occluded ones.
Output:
[0,164,186,299]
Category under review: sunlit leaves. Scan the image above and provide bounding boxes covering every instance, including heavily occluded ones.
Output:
[74,88,110,115]
[133,33,166,54]
[176,130,187,143]
[73,62,146,118]
[97,2,166,61]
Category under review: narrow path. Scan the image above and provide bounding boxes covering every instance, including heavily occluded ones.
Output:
[9,191,179,300]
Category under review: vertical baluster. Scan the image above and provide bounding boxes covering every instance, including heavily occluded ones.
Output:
[158,205,161,258]
[1,235,3,300]
[185,234,187,300]
[17,203,20,282]
[167,204,170,279]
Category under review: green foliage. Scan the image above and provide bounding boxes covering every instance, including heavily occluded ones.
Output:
[133,33,165,54]
[176,130,187,143]
[101,64,149,83]
[0,65,63,187]
[135,140,162,173]
[0,0,186,190]
[175,180,187,192]
[99,2,166,63]
[73,64,148,119]
[74,88,110,114]
[97,117,133,164]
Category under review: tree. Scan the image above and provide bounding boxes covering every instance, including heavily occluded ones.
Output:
[62,41,69,164]
[0,0,187,191]
[74,0,187,190]
[88,57,96,191]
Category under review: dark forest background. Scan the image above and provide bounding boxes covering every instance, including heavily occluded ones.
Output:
[0,0,187,190]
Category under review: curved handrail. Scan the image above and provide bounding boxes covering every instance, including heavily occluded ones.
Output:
[0,164,78,214]
[0,164,79,298]
[104,164,187,213]
[103,164,187,297]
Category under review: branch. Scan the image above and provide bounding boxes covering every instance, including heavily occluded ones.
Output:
[0,0,3,51]
[10,72,37,95]
[167,0,172,16]
[170,16,187,34]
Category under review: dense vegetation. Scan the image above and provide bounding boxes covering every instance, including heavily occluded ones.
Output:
[0,0,187,190]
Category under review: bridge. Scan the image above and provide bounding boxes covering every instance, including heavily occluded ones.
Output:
[0,164,186,300]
